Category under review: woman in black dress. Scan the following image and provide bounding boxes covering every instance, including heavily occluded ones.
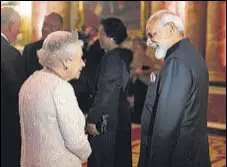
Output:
[86,17,133,167]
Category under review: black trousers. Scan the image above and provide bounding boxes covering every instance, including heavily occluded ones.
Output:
[1,137,21,167]
[88,131,115,167]
[88,130,132,167]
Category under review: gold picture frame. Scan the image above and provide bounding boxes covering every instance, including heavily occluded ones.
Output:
[209,71,226,83]
[76,1,149,38]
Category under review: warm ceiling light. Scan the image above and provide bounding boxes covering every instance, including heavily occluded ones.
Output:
[15,1,32,17]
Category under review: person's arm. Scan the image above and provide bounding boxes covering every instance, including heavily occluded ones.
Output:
[150,58,193,166]
[53,82,91,162]
[86,54,122,126]
[22,44,32,78]
[2,48,26,100]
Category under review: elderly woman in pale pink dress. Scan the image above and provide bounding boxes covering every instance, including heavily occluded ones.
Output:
[19,31,91,167]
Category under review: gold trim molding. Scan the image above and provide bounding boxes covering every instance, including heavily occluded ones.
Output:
[209,86,226,95]
[207,122,226,130]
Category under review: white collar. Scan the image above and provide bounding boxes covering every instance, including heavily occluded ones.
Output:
[1,32,9,42]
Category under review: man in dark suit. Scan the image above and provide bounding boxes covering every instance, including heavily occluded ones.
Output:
[70,26,105,114]
[1,7,26,167]
[138,10,211,167]
[22,12,63,78]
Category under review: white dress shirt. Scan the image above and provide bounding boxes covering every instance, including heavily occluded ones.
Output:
[1,32,9,42]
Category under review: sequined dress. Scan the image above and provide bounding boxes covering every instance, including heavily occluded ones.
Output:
[19,71,91,167]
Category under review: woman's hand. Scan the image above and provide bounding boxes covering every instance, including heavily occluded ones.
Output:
[86,123,100,137]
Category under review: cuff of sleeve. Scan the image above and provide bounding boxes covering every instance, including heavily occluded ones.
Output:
[86,113,99,124]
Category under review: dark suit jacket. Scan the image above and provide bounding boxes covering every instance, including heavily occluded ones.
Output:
[22,39,44,78]
[1,35,26,167]
[138,38,211,167]
[128,78,148,123]
[70,40,105,113]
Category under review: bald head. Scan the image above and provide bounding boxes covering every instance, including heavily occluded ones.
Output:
[1,7,21,43]
[41,12,63,39]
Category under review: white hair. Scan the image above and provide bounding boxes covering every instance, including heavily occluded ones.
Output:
[149,10,185,35]
[37,31,83,69]
[1,6,20,27]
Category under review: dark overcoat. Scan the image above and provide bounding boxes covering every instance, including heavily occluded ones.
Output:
[22,39,44,78]
[1,35,26,167]
[70,40,105,113]
[87,48,133,167]
[138,38,211,167]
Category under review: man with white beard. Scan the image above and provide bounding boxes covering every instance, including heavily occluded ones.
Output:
[138,10,211,167]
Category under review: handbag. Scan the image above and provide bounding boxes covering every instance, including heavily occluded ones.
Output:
[96,113,109,134]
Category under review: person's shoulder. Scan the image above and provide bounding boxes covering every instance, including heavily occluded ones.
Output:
[54,78,74,95]
[107,48,130,56]
[1,35,9,45]
[10,45,21,56]
[167,39,203,69]
[1,45,22,67]
[106,48,121,61]
[161,57,192,79]
[24,39,44,49]
[53,79,77,103]
[1,42,22,57]
[1,40,21,64]
[1,36,10,50]
[118,47,132,53]
[29,39,44,46]
[89,40,103,52]
[121,48,133,58]
[115,48,133,65]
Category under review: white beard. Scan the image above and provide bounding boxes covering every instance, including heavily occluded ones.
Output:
[148,40,170,60]
[154,44,169,60]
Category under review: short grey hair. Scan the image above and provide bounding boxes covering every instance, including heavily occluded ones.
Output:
[148,10,185,35]
[1,6,20,27]
[37,31,83,69]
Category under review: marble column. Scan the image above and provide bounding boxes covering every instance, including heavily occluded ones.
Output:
[185,1,207,57]
[205,1,226,82]
[48,1,70,31]
[69,1,83,32]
